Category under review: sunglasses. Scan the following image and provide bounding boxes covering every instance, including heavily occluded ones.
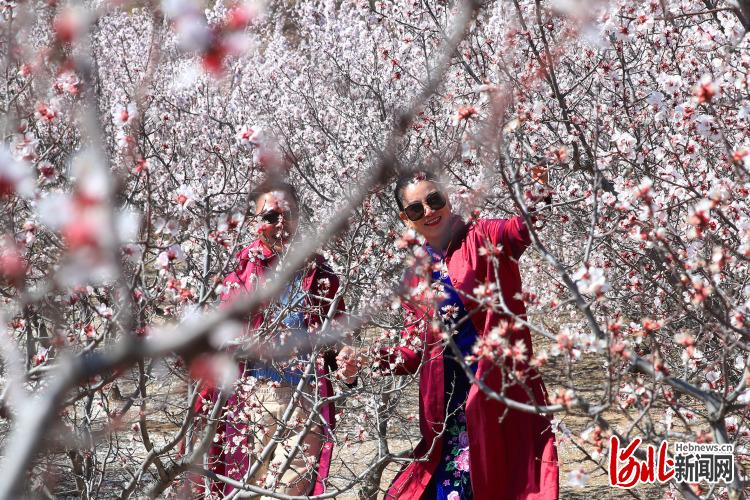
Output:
[403,191,447,221]
[260,210,293,225]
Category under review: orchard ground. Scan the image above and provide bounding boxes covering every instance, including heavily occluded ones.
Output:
[41,330,679,499]
[327,333,667,499]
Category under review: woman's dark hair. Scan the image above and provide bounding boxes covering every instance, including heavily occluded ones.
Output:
[393,170,441,211]
[252,179,300,211]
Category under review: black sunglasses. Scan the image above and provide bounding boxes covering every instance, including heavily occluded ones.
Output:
[403,191,447,221]
[261,210,292,225]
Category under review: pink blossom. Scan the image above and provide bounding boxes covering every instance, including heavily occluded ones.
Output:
[0,238,25,282]
[35,102,59,122]
[572,265,608,296]
[456,105,477,121]
[174,185,195,208]
[53,7,87,44]
[693,75,718,103]
[566,467,589,488]
[112,103,137,127]
[0,148,33,198]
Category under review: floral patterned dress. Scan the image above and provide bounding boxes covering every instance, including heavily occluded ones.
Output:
[425,246,477,500]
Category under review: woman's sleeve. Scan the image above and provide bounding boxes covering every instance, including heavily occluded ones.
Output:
[323,271,347,320]
[218,248,254,307]
[325,273,348,371]
[479,216,532,260]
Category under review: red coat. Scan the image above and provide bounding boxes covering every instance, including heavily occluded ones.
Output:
[384,217,559,500]
[201,239,345,495]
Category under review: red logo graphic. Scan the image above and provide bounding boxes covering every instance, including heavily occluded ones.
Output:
[608,436,675,488]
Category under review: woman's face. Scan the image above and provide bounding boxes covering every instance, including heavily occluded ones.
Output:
[255,191,299,251]
[399,180,453,243]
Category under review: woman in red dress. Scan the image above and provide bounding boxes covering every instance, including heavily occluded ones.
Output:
[344,171,559,500]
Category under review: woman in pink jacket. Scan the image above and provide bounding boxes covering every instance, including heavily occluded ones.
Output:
[197,180,346,497]
[344,171,559,500]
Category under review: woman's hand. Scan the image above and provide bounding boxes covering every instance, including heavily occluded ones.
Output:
[336,345,366,385]
[530,165,549,185]
[529,165,552,220]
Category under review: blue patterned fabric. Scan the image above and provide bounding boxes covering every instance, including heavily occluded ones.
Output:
[425,245,477,500]
[246,272,311,385]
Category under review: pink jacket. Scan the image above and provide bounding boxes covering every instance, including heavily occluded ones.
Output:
[204,239,345,495]
[384,217,559,500]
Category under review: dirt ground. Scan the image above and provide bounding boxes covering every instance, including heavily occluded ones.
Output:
[50,331,674,499]
[324,331,669,499]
